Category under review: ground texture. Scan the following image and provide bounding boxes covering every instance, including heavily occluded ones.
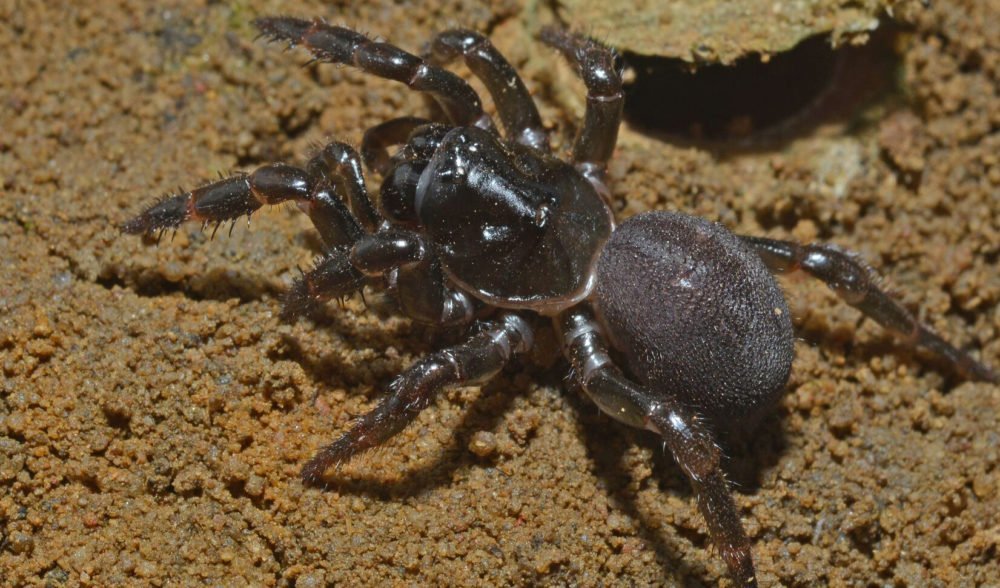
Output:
[1,0,998,586]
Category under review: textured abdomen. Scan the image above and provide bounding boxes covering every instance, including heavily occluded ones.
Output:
[594,211,794,426]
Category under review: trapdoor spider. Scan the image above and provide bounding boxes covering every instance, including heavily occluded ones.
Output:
[121,17,997,587]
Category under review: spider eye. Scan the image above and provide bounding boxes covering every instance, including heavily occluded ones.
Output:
[417,127,550,260]
[534,204,550,228]
[415,126,612,307]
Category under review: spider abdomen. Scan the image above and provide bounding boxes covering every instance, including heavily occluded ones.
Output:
[593,211,795,426]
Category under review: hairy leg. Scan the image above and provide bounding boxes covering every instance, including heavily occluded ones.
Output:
[360,116,435,175]
[539,28,623,199]
[256,17,494,131]
[284,228,476,325]
[741,236,996,382]
[427,29,548,151]
[302,313,534,484]
[121,157,366,251]
[559,308,757,587]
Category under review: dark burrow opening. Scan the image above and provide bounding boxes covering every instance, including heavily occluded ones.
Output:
[622,25,903,145]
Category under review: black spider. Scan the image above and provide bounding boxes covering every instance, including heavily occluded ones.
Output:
[121,17,996,587]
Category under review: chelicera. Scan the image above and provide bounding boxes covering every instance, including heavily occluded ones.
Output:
[121,17,997,586]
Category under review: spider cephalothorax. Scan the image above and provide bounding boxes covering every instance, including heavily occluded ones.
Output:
[122,17,996,586]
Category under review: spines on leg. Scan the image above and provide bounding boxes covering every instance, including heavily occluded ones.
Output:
[300,314,533,485]
[253,16,317,47]
[120,174,258,236]
[254,16,488,128]
[122,158,376,252]
[255,16,367,62]
[299,361,452,484]
[119,193,191,235]
[281,251,366,320]
[742,235,997,383]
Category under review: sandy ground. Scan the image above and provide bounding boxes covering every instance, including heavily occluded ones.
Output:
[1,0,998,586]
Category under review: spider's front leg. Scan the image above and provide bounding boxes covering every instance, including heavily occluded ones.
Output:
[427,29,548,151]
[255,17,493,131]
[741,236,997,382]
[539,28,623,195]
[301,313,534,484]
[284,228,478,325]
[121,142,377,250]
[559,308,757,587]
[360,116,435,175]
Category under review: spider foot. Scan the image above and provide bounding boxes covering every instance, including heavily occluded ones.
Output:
[119,193,190,235]
[253,16,317,49]
[121,174,258,235]
[281,252,365,321]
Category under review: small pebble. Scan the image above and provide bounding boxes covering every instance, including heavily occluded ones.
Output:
[468,431,497,457]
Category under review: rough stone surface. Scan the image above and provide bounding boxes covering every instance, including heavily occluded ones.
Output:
[541,0,914,64]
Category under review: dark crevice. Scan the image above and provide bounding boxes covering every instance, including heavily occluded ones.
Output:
[97,263,280,305]
[224,479,269,510]
[234,152,266,170]
[5,431,27,445]
[277,107,322,142]
[226,479,247,500]
[622,24,904,151]
[674,523,709,552]
[102,407,132,433]
[880,153,923,191]
[847,526,878,559]
[752,198,810,233]
[74,474,102,495]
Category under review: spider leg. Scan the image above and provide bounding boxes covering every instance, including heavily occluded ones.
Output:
[281,249,366,319]
[368,121,453,225]
[394,251,479,327]
[255,17,494,131]
[559,307,757,587]
[285,228,477,326]
[741,236,997,383]
[307,141,381,232]
[121,159,366,250]
[539,28,623,199]
[427,30,548,151]
[360,116,434,175]
[352,228,478,325]
[301,313,534,484]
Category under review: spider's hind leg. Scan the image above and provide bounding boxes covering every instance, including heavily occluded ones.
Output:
[741,235,997,383]
[559,307,758,587]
